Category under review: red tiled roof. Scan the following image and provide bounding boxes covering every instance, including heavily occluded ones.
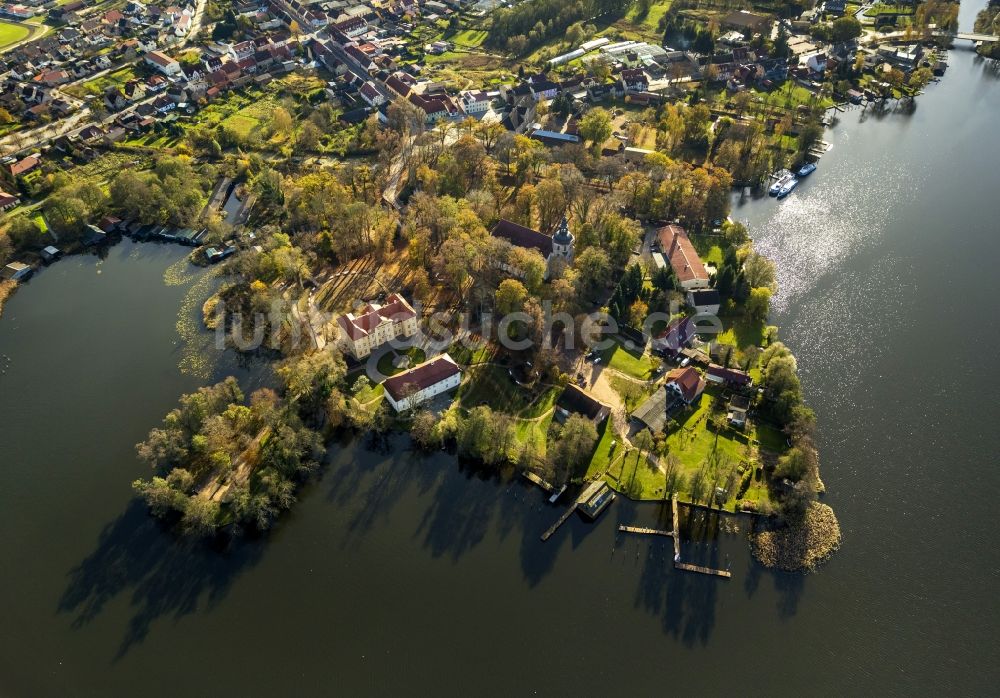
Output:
[146,50,176,67]
[338,293,417,341]
[657,225,708,284]
[383,355,460,401]
[10,154,40,177]
[706,363,752,386]
[665,366,705,403]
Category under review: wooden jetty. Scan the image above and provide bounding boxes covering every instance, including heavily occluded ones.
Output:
[618,525,673,537]
[671,494,681,560]
[522,470,555,493]
[540,503,578,541]
[675,562,732,578]
[618,494,731,579]
[540,481,614,541]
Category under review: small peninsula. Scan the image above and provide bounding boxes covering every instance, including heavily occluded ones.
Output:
[4,0,983,571]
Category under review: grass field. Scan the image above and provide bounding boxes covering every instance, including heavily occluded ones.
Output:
[65,66,141,99]
[0,20,30,50]
[376,346,426,377]
[451,29,488,47]
[598,339,658,380]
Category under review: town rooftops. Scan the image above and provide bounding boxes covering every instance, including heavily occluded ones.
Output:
[657,224,709,285]
[383,354,461,401]
[490,219,553,258]
[336,293,417,341]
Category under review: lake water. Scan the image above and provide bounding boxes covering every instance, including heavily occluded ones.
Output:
[2,21,999,698]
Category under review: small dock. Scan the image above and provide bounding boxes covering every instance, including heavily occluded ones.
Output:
[618,494,731,579]
[540,504,578,541]
[671,494,681,560]
[618,525,673,537]
[522,470,555,493]
[675,562,732,578]
[540,480,614,541]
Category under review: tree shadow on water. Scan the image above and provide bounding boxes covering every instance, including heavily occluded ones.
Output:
[57,499,264,660]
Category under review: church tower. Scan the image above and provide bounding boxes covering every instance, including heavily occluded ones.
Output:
[552,215,574,260]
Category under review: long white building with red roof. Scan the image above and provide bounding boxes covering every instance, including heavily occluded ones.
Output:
[335,293,419,359]
[657,224,710,290]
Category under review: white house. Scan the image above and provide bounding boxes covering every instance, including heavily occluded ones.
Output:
[383,354,462,412]
[359,81,385,107]
[460,89,493,114]
[657,225,710,290]
[804,51,828,74]
[335,293,419,359]
[144,50,181,76]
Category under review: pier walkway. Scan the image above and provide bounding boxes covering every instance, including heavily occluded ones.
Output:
[617,494,732,579]
[540,504,578,541]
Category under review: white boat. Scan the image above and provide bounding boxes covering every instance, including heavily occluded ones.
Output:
[769,172,793,196]
[797,162,816,177]
[777,177,799,198]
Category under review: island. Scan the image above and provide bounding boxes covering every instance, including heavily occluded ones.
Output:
[4,0,985,571]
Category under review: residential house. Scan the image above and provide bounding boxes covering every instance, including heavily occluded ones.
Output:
[666,366,706,404]
[657,225,710,289]
[359,80,385,106]
[8,153,41,181]
[721,10,772,37]
[705,364,752,388]
[145,50,181,76]
[0,189,19,210]
[460,89,493,114]
[618,67,648,93]
[383,354,462,412]
[652,316,696,357]
[407,90,460,123]
[556,384,611,424]
[335,293,419,359]
[687,288,720,315]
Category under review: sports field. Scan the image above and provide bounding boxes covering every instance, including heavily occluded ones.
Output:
[0,21,30,50]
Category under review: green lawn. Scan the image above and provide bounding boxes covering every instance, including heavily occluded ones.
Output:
[455,364,530,412]
[713,316,766,353]
[608,373,653,413]
[626,0,673,33]
[221,113,260,138]
[602,340,658,380]
[64,66,141,99]
[864,3,915,16]
[584,420,620,479]
[354,382,384,405]
[447,339,495,367]
[451,29,488,47]
[376,346,426,377]
[0,21,29,50]
[513,410,555,458]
